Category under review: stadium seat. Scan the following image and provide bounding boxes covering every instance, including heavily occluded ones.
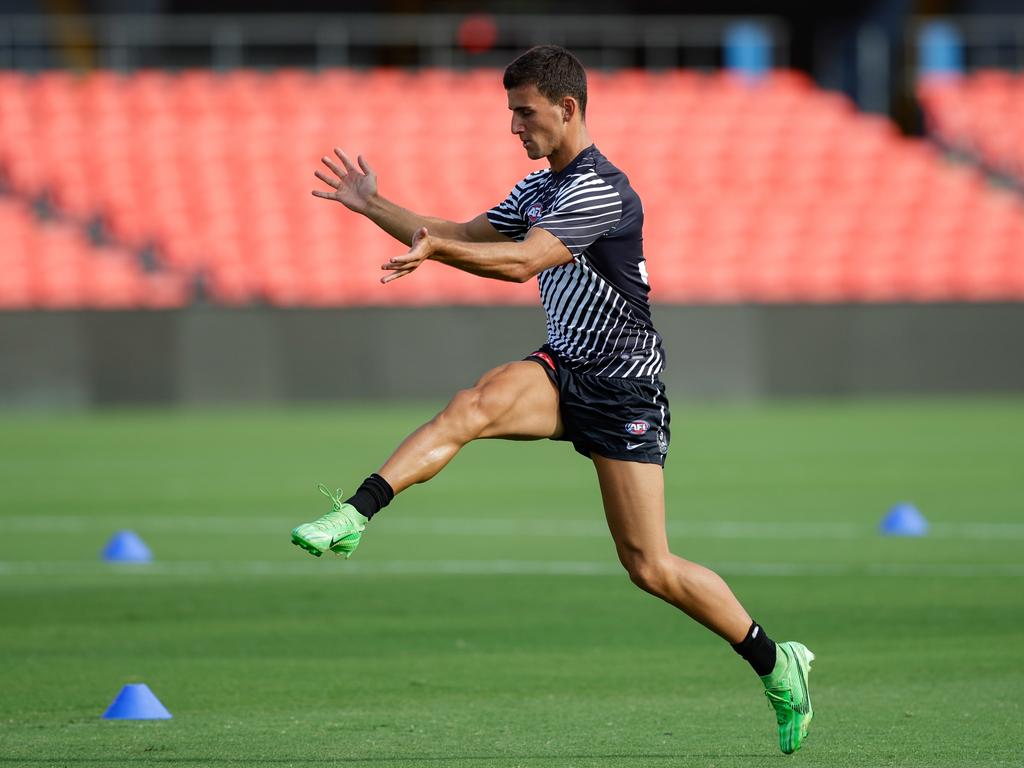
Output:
[0,197,187,309]
[1,67,1022,307]
[918,70,1024,182]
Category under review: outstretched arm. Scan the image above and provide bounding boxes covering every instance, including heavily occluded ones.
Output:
[381,226,573,284]
[313,149,508,246]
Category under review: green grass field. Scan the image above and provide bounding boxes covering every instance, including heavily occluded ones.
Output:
[1,398,1022,767]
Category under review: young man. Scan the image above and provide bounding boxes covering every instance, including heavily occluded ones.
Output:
[294,45,814,755]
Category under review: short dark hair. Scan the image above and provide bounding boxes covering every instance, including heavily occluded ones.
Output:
[503,45,588,119]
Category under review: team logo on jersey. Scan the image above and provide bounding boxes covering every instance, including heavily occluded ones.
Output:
[625,420,650,436]
[657,429,669,454]
[526,203,544,224]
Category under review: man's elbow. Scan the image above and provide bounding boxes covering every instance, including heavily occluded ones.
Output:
[507,261,540,283]
[507,241,570,282]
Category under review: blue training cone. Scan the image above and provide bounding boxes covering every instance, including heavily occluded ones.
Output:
[102,683,172,720]
[102,531,152,563]
[879,503,929,536]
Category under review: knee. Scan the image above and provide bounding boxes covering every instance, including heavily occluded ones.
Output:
[435,388,484,438]
[622,553,675,599]
[437,380,509,439]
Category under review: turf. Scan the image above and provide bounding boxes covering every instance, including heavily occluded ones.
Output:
[0,398,1022,767]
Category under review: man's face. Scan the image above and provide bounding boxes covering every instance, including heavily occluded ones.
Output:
[507,84,567,161]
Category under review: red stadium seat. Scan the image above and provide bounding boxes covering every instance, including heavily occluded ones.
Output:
[2,67,1022,306]
[918,70,1024,181]
[0,197,188,309]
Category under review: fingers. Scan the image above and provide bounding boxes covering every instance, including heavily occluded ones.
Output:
[381,255,419,282]
[381,269,415,284]
[314,169,340,188]
[320,155,345,180]
[311,189,335,199]
[384,252,421,267]
[381,243,426,284]
[357,155,374,175]
[334,148,359,174]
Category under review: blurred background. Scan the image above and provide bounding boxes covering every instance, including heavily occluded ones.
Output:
[2,8,1023,763]
[1,0,1022,405]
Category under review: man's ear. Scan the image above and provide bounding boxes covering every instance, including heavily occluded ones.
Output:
[561,96,577,123]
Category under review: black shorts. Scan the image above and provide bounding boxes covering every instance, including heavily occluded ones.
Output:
[524,346,670,466]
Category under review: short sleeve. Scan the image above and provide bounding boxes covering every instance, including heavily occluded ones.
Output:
[486,184,529,242]
[534,174,622,259]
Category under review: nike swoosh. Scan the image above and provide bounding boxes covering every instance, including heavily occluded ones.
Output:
[792,649,811,715]
[330,533,353,547]
[625,442,646,450]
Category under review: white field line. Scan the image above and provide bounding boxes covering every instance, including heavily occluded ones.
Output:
[0,559,1022,578]
[3,515,1024,540]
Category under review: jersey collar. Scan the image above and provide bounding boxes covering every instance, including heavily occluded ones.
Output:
[551,144,597,179]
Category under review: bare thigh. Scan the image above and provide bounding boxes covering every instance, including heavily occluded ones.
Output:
[471,360,564,440]
[592,454,671,564]
[378,360,563,493]
[592,453,752,643]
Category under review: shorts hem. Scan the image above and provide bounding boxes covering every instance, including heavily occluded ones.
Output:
[582,446,667,466]
[523,354,558,387]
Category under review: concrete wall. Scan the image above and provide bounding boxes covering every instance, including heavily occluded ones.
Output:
[2,303,1023,407]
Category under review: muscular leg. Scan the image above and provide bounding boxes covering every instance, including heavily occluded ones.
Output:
[592,454,752,644]
[378,361,562,494]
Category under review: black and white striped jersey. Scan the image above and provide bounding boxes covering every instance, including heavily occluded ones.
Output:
[487,145,665,379]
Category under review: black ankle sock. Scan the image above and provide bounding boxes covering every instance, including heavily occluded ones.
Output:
[344,473,394,520]
[732,621,777,677]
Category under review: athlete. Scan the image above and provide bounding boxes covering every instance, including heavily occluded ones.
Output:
[293,45,814,755]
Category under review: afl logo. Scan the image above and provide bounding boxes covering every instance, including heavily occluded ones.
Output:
[526,203,543,224]
[625,420,650,436]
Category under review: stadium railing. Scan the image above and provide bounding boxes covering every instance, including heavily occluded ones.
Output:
[0,13,789,70]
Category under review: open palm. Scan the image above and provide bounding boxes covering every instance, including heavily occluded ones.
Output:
[313,149,377,214]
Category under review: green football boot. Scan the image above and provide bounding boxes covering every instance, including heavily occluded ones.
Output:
[290,484,368,559]
[761,641,815,754]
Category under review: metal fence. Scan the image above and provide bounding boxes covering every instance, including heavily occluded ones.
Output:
[0,13,790,71]
[909,14,1024,71]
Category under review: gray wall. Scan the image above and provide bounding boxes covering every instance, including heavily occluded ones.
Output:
[2,303,1023,407]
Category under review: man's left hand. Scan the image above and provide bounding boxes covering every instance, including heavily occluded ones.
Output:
[381,227,432,284]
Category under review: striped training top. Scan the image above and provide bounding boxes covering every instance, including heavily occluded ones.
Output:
[487,144,664,379]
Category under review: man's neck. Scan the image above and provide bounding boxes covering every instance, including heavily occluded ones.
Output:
[548,127,593,173]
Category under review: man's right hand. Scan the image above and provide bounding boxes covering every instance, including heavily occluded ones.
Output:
[313,149,378,214]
